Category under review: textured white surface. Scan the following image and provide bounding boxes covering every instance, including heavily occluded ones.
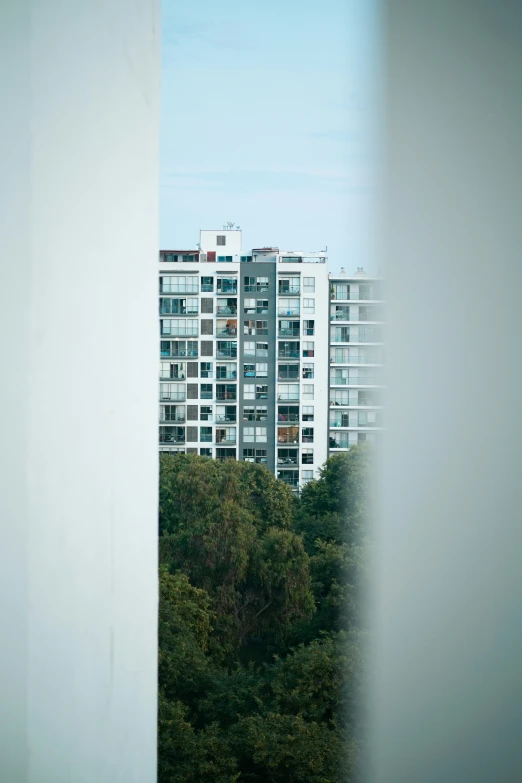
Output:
[0,1,160,780]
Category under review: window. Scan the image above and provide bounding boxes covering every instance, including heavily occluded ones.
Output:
[256,300,269,314]
[278,278,300,295]
[244,320,256,335]
[303,277,315,293]
[302,427,314,443]
[244,298,256,313]
[331,390,349,405]
[216,405,236,423]
[243,448,266,463]
[257,277,269,290]
[256,384,268,399]
[278,319,300,337]
[278,384,299,401]
[302,449,314,464]
[255,406,267,421]
[256,363,268,377]
[244,364,255,377]
[200,362,212,378]
[200,406,213,421]
[256,342,268,357]
[243,427,255,443]
[278,448,299,465]
[256,320,268,335]
[159,426,185,444]
[244,341,255,355]
[278,341,300,359]
[217,235,226,246]
[303,320,315,336]
[303,298,315,313]
[216,426,237,444]
[200,447,212,457]
[256,427,267,443]
[200,426,213,442]
[160,404,186,423]
[278,364,299,381]
[200,384,213,399]
[216,341,237,359]
[277,426,299,445]
[302,406,314,422]
[216,448,236,461]
[159,383,186,401]
[243,407,255,421]
[302,364,314,379]
[302,342,314,357]
[278,470,299,487]
[216,362,236,379]
[278,405,299,423]
[302,384,314,401]
[201,276,213,292]
[332,283,349,300]
[301,470,313,483]
[241,255,253,262]
[278,298,300,316]
[244,277,255,292]
[217,278,237,294]
[216,384,237,401]
[217,255,233,262]
[244,384,255,400]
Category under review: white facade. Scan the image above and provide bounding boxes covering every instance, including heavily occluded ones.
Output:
[0,0,159,780]
[328,268,384,454]
[159,234,329,490]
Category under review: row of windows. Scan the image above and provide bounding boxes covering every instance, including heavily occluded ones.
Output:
[330,283,382,301]
[159,404,315,424]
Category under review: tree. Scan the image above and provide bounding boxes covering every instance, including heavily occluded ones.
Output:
[159,455,314,654]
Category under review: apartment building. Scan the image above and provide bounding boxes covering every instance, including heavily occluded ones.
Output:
[159,228,330,490]
[328,268,384,453]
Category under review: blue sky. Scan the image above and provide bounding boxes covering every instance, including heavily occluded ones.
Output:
[160,0,382,274]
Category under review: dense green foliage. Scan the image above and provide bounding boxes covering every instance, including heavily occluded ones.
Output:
[158,447,372,782]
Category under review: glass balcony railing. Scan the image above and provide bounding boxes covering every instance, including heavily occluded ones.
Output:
[216,305,237,316]
[159,434,185,444]
[216,392,237,401]
[159,286,199,295]
[278,328,300,338]
[160,415,186,423]
[277,414,299,423]
[161,349,198,358]
[277,306,300,316]
[215,372,237,380]
[278,350,300,359]
[161,328,199,338]
[216,414,236,423]
[159,391,186,402]
[278,285,300,295]
[330,311,352,321]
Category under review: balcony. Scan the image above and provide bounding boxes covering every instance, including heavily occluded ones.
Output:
[278,285,300,295]
[244,284,269,293]
[277,414,299,424]
[278,471,299,487]
[216,372,237,380]
[216,305,237,316]
[216,326,238,338]
[216,414,237,423]
[161,349,198,359]
[160,415,186,424]
[161,328,199,338]
[277,430,299,445]
[217,350,237,359]
[330,310,352,321]
[159,434,186,445]
[278,350,300,360]
[159,286,199,295]
[216,392,237,401]
[216,285,237,295]
[278,328,300,338]
[277,306,300,317]
[159,391,186,402]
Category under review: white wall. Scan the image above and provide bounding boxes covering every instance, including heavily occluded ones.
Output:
[371,2,522,781]
[0,1,160,780]
[200,229,243,255]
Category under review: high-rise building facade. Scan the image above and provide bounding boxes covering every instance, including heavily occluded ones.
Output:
[328,268,384,453]
[159,229,330,490]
